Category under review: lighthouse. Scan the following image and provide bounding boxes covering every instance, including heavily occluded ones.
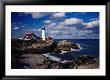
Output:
[42,26,46,40]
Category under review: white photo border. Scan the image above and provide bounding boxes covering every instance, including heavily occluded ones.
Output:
[5,5,106,76]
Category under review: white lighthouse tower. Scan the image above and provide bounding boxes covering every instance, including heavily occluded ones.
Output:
[42,26,46,40]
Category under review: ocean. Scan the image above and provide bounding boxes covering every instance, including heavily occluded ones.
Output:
[43,39,99,62]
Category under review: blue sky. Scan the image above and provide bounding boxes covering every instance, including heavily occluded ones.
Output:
[11,12,99,39]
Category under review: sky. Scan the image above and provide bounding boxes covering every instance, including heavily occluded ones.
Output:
[11,12,99,39]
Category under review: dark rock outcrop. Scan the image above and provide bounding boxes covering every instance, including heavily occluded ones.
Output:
[69,55,99,69]
[56,40,80,51]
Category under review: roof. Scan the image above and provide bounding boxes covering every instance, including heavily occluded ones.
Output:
[42,26,45,30]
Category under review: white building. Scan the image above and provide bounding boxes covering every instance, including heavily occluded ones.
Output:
[42,26,46,40]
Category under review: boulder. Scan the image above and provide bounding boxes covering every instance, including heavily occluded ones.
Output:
[57,40,80,51]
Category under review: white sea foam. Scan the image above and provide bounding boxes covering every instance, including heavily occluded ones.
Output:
[60,44,82,54]
[42,43,82,63]
[42,53,72,63]
[61,50,69,54]
[77,44,82,50]
[43,53,61,62]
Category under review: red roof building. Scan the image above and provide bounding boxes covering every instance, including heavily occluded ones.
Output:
[23,33,38,41]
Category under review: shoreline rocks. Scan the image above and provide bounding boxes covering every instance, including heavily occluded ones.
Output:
[11,39,99,69]
[56,40,80,52]
[11,53,99,69]
[12,39,80,54]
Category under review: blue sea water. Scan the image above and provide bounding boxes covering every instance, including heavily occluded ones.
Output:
[48,39,99,60]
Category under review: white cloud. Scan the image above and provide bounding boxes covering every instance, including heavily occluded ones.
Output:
[13,27,19,30]
[55,24,64,29]
[46,21,77,37]
[46,23,56,29]
[90,18,99,21]
[63,17,99,29]
[64,18,83,25]
[63,31,71,35]
[38,29,41,31]
[43,16,98,39]
[79,30,93,35]
[49,23,56,26]
[25,12,50,19]
[84,20,99,28]
[43,20,52,24]
[27,13,44,18]
[50,30,60,34]
[52,12,65,18]
[32,29,37,31]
